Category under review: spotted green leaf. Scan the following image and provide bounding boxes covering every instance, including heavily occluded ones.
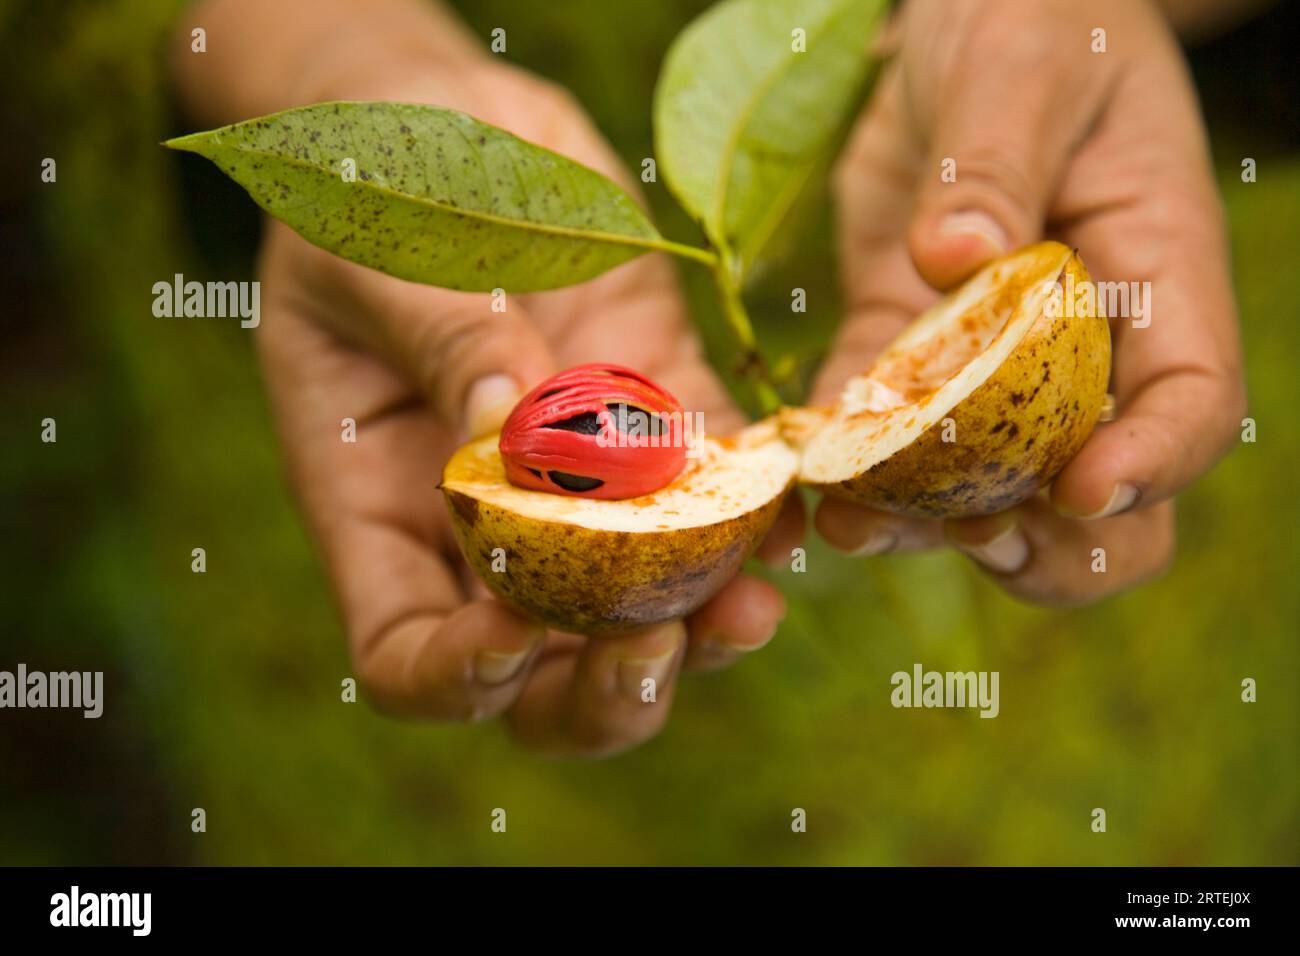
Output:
[166,101,699,293]
[654,0,886,280]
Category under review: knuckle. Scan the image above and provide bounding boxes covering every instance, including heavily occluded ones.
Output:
[541,82,582,115]
[511,70,582,115]
[406,308,501,405]
[353,639,481,724]
[348,622,448,722]
[967,12,1059,73]
[352,647,407,716]
[940,147,1039,221]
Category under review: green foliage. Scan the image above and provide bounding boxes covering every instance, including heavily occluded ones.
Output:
[166,102,675,292]
[164,0,888,298]
[165,0,885,406]
[654,0,885,279]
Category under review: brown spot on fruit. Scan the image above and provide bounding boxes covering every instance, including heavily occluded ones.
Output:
[448,491,480,528]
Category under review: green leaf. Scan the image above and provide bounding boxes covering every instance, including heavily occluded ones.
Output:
[653,0,886,280]
[166,101,710,293]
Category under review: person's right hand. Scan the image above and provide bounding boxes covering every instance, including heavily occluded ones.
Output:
[255,58,801,756]
[811,0,1246,605]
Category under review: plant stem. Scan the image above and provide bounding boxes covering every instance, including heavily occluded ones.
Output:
[710,246,782,414]
[654,238,720,267]
[665,232,780,413]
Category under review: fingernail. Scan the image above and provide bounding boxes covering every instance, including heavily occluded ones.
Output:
[717,621,780,655]
[938,210,1008,258]
[841,530,898,558]
[1081,482,1139,520]
[958,523,1030,574]
[617,638,682,701]
[462,374,522,440]
[474,638,539,686]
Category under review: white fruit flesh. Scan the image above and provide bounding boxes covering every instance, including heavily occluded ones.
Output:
[800,243,1074,485]
[443,418,798,533]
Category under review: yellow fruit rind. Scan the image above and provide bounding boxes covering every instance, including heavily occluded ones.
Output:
[818,251,1111,517]
[443,483,792,634]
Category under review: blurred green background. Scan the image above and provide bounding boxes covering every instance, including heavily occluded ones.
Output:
[1,0,1296,865]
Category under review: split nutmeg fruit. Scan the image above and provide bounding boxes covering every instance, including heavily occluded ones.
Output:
[442,241,1111,633]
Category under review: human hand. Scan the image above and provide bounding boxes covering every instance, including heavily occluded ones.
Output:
[813,0,1245,604]
[255,57,801,755]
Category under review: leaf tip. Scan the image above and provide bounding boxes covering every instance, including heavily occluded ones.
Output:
[161,133,203,154]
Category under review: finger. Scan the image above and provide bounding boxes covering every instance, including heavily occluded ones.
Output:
[945,497,1175,605]
[814,495,946,556]
[905,13,1112,289]
[812,72,948,554]
[360,598,547,721]
[256,291,544,721]
[297,236,558,438]
[506,622,687,757]
[683,574,785,673]
[811,294,920,407]
[1046,99,1245,517]
[682,492,801,674]
[755,493,807,566]
[814,65,938,406]
[1050,361,1245,519]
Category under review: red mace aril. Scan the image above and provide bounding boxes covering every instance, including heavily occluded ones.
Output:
[498,364,688,499]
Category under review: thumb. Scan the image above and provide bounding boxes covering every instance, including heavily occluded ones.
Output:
[377,287,557,439]
[265,221,557,438]
[906,46,1103,290]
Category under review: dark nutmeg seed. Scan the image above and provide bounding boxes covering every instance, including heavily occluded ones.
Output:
[549,471,605,492]
[544,412,603,435]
